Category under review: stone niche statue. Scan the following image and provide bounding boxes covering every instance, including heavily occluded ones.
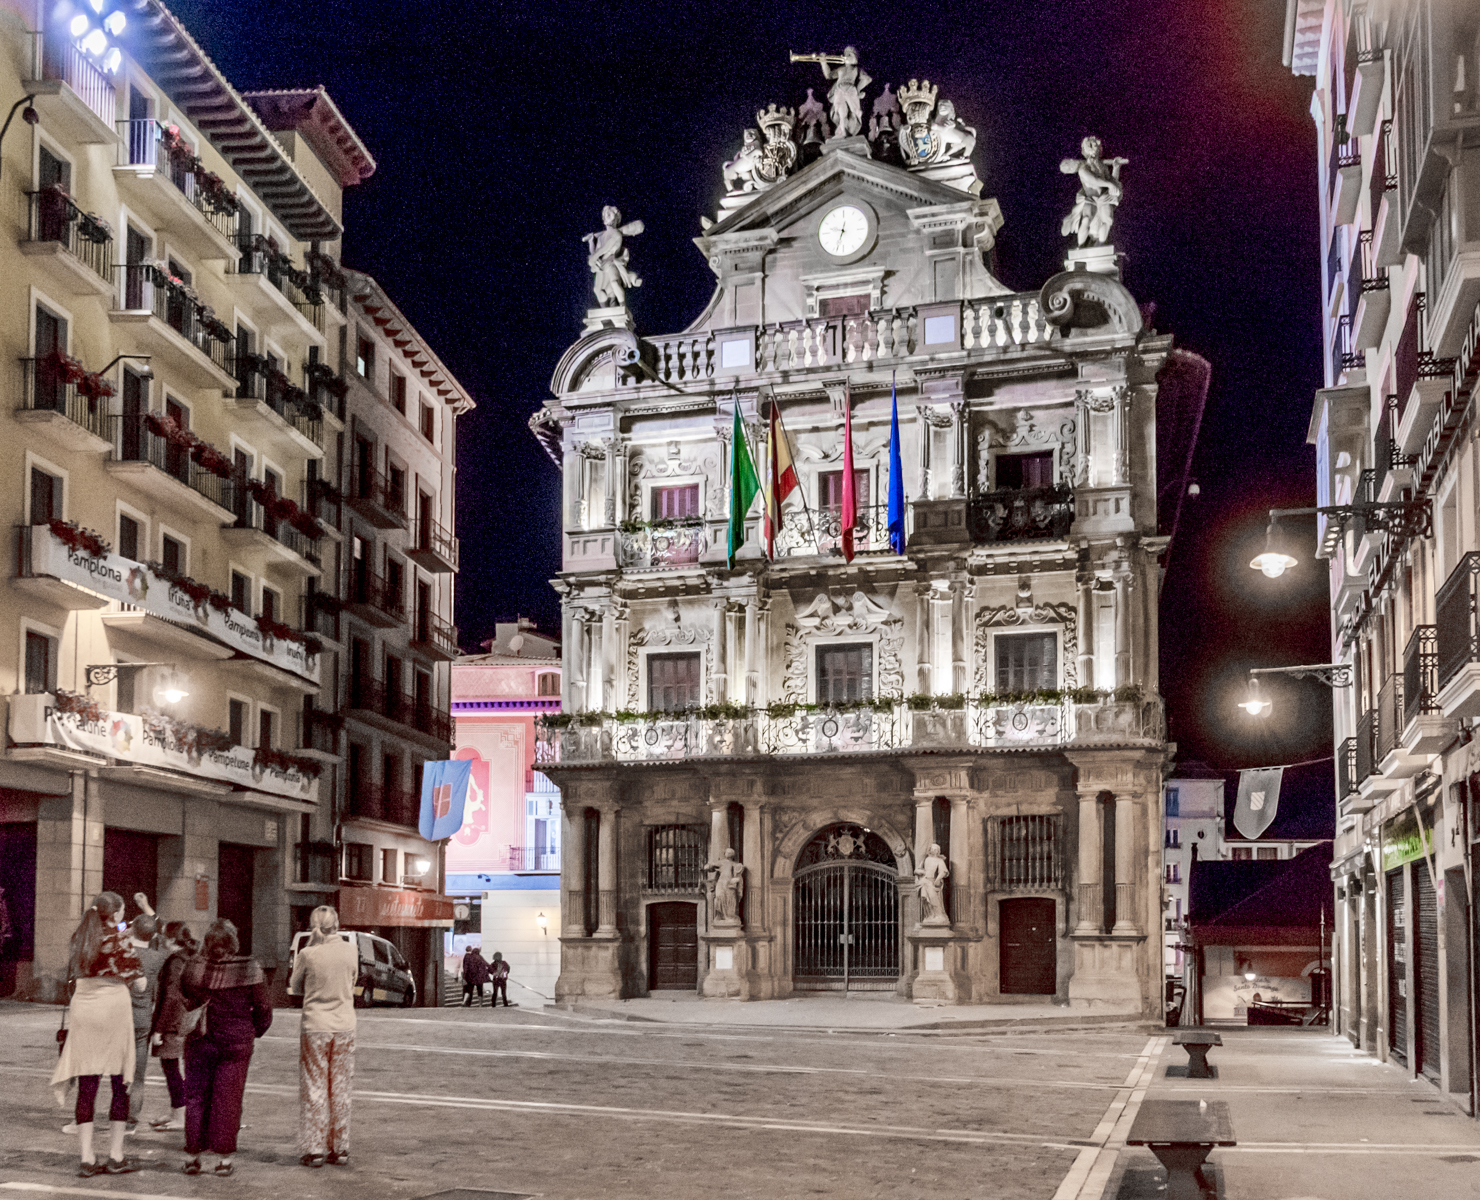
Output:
[583,205,644,308]
[915,842,950,926]
[707,848,746,925]
[791,46,871,139]
[1060,136,1128,247]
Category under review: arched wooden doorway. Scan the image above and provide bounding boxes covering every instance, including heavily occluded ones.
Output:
[793,824,899,992]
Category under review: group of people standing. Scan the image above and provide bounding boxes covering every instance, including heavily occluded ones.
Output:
[459,945,511,1007]
[50,894,360,1178]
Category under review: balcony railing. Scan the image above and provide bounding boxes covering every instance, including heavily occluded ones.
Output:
[348,464,407,528]
[232,357,322,446]
[117,263,233,374]
[1370,120,1395,219]
[116,119,238,241]
[411,515,459,571]
[411,609,459,658]
[348,675,453,743]
[1338,736,1358,798]
[307,477,342,532]
[536,696,1163,766]
[1437,552,1480,693]
[1331,313,1363,384]
[1376,674,1401,762]
[968,485,1074,544]
[772,504,895,559]
[40,38,116,127]
[618,521,704,569]
[111,414,235,511]
[231,490,321,565]
[24,190,113,283]
[233,233,326,330]
[1354,707,1377,784]
[1327,117,1358,197]
[1403,625,1439,725]
[305,362,347,423]
[18,357,110,441]
[299,591,341,643]
[507,845,560,871]
[347,569,405,624]
[347,781,419,829]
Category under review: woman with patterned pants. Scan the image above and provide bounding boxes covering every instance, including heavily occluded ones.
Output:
[288,906,358,1168]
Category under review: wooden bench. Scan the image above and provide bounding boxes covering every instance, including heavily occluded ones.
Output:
[1171,1028,1222,1079]
[1127,1099,1235,1200]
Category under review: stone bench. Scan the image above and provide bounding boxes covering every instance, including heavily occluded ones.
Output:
[1171,1028,1222,1079]
[1127,1098,1235,1200]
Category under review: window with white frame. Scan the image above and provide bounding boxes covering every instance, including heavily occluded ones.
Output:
[994,631,1057,694]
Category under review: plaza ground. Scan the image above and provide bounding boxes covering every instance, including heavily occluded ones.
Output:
[0,1000,1476,1199]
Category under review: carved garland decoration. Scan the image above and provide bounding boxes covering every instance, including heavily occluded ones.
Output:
[972,602,1078,693]
[780,590,905,702]
[975,408,1077,492]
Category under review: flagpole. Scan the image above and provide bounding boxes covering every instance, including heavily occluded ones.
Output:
[779,405,821,553]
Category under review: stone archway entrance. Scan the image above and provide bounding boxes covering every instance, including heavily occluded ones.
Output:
[793,824,899,992]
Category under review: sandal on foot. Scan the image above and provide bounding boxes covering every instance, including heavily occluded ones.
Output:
[327,1152,349,1166]
[182,1158,202,1175]
[214,1161,234,1177]
[77,1163,105,1178]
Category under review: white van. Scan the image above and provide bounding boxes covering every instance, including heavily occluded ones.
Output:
[287,930,416,1008]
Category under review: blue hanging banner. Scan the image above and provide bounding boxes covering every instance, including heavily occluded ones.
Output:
[418,759,473,842]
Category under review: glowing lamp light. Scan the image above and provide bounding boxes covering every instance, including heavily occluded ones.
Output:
[87,0,104,12]
[69,14,90,36]
[1250,519,1299,579]
[410,856,431,875]
[104,10,126,34]
[1237,678,1271,717]
[536,911,548,936]
[157,686,187,704]
[102,47,121,72]
[81,28,107,56]
[1244,969,1258,982]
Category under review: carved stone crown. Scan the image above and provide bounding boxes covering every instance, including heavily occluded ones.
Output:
[756,103,796,137]
[898,79,938,122]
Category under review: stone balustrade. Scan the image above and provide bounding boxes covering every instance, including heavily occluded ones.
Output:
[534,696,1162,766]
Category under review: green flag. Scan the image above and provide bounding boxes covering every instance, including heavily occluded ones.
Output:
[727,403,761,567]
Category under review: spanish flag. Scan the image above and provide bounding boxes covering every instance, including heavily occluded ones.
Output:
[763,401,799,558]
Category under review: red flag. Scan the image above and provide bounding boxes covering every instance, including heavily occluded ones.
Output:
[841,382,856,563]
[764,401,799,558]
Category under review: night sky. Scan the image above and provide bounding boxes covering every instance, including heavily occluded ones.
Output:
[168,0,1333,771]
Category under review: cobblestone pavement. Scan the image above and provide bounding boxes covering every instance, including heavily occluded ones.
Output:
[0,1002,1158,1199]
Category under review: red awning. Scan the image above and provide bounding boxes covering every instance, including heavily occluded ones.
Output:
[338,887,454,928]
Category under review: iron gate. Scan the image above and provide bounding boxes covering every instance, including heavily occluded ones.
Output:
[793,825,899,991]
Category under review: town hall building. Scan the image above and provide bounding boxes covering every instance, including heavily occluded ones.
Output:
[530,61,1197,1012]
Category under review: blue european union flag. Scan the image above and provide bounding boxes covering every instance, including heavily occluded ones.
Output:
[887,374,906,555]
[419,759,473,842]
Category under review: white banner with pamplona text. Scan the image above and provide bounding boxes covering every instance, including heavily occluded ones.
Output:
[8,694,319,803]
[31,527,320,685]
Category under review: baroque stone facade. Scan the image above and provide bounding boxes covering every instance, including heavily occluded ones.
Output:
[533,72,1173,1012]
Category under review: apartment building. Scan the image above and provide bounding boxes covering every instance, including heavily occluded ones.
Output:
[1162,763,1226,976]
[0,0,467,1002]
[1285,0,1480,1108]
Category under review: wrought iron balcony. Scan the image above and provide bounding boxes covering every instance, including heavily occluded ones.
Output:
[1338,736,1358,798]
[507,845,561,871]
[409,515,459,573]
[1403,625,1439,725]
[17,357,110,443]
[24,190,113,285]
[536,695,1163,767]
[773,505,894,559]
[348,463,407,530]
[233,233,327,330]
[967,485,1074,544]
[618,520,704,569]
[110,414,235,514]
[1353,707,1377,784]
[229,490,321,566]
[347,780,419,829]
[345,569,405,627]
[1437,552,1480,693]
[411,608,459,661]
[116,119,238,242]
[116,263,233,376]
[1375,674,1401,762]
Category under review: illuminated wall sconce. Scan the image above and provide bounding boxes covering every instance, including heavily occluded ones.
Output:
[535,911,548,936]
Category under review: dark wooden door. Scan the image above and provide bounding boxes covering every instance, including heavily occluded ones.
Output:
[1000,897,1057,995]
[102,829,158,924]
[648,901,697,991]
[218,843,255,955]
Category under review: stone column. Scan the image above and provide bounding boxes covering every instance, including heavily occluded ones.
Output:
[562,801,586,936]
[604,438,618,526]
[756,600,770,704]
[1077,576,1095,690]
[949,580,967,694]
[712,600,729,704]
[949,795,971,927]
[915,584,932,694]
[914,404,931,500]
[744,599,759,705]
[31,771,104,1000]
[1112,796,1139,934]
[1114,574,1132,687]
[571,612,588,711]
[596,806,619,936]
[709,802,730,865]
[742,801,765,932]
[613,602,630,710]
[949,399,967,498]
[600,604,616,710]
[612,441,628,526]
[931,588,952,695]
[588,616,605,711]
[915,797,933,869]
[561,606,576,709]
[1074,792,1103,935]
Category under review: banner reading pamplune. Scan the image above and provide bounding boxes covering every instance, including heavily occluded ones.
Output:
[30,527,320,684]
[8,693,317,803]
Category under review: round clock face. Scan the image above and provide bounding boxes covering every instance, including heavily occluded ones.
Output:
[818,205,869,257]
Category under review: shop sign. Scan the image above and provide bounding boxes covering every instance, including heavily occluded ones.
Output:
[1382,807,1431,872]
[31,528,319,684]
[8,693,318,803]
[338,886,455,927]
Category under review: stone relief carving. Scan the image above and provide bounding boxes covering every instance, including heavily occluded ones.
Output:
[627,447,722,518]
[797,88,829,146]
[1040,271,1143,337]
[972,601,1078,693]
[1060,136,1127,248]
[782,590,905,701]
[894,79,981,195]
[626,600,714,704]
[583,206,643,307]
[975,409,1077,491]
[722,104,798,196]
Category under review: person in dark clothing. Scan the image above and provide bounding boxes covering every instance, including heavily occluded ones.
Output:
[489,952,511,1007]
[179,920,272,1178]
[149,922,197,1131]
[461,947,490,1007]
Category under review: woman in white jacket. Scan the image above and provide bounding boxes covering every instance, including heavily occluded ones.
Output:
[289,906,359,1168]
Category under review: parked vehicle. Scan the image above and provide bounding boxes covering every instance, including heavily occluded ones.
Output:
[288,930,416,1008]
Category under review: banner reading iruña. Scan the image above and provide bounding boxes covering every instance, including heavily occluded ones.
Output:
[33,528,320,684]
[9,694,317,803]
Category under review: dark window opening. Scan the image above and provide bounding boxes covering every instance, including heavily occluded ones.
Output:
[994,632,1056,694]
[817,642,872,704]
[118,515,139,562]
[994,451,1055,491]
[24,631,52,694]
